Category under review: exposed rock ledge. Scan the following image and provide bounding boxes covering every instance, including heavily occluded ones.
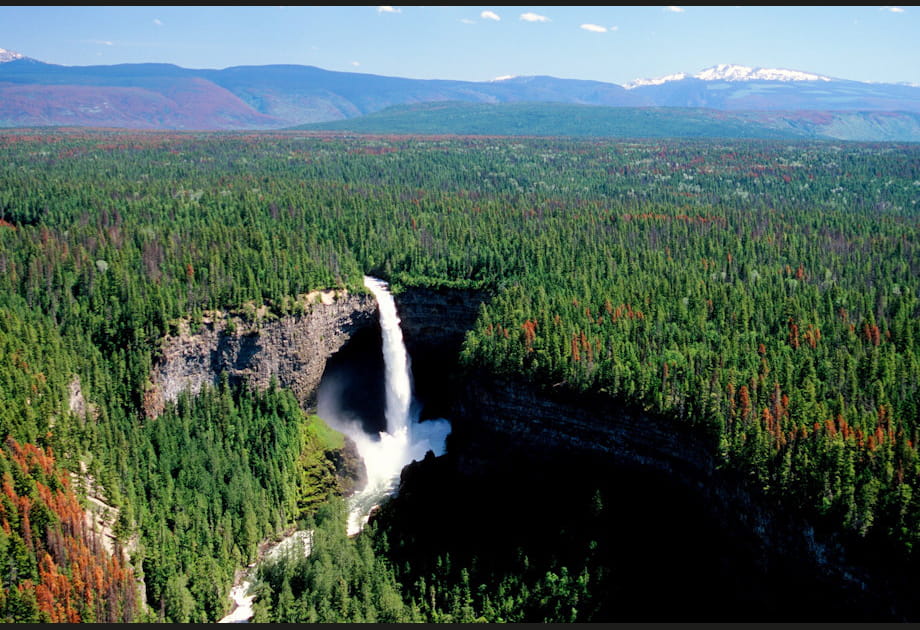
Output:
[144,289,377,418]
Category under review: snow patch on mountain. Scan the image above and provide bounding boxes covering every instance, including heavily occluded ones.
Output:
[0,48,24,63]
[695,64,831,82]
[625,64,832,89]
[623,72,688,89]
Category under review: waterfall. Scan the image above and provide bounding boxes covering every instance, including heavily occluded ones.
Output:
[365,276,412,435]
[335,276,451,536]
[221,277,450,621]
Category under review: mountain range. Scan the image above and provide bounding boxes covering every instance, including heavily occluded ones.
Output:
[1,48,919,141]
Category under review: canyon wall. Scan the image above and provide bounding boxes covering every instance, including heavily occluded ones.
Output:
[449,370,915,621]
[145,290,377,417]
[396,289,910,620]
[452,371,717,479]
[393,285,486,420]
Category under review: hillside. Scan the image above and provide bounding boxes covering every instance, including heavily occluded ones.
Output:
[294,101,920,142]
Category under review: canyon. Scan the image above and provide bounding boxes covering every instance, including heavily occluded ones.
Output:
[143,284,915,621]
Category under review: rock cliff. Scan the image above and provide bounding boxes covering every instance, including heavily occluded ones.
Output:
[144,290,377,495]
[452,371,717,479]
[393,285,487,420]
[145,290,377,417]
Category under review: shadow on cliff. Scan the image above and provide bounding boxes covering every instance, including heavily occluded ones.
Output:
[377,445,901,622]
[376,385,915,622]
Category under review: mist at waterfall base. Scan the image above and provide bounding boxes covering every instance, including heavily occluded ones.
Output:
[317,276,451,536]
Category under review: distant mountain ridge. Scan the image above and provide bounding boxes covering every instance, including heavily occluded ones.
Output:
[1,47,919,140]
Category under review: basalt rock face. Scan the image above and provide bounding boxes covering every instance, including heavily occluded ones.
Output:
[452,371,717,479]
[393,286,488,420]
[394,286,486,353]
[146,292,377,417]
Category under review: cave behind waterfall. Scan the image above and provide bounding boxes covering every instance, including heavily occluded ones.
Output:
[316,324,388,437]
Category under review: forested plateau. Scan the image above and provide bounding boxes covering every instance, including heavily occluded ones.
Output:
[0,128,918,622]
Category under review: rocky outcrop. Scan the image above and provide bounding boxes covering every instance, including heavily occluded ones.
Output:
[68,375,88,420]
[145,290,377,417]
[70,461,137,563]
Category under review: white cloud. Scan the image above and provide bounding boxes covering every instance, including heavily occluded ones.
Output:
[85,39,114,46]
[580,23,607,33]
[377,6,400,13]
[666,6,685,12]
[481,10,500,21]
[460,18,475,24]
[881,6,905,12]
[351,61,361,67]
[520,12,550,23]
[153,18,163,26]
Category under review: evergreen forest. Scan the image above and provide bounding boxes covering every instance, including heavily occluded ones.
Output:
[0,128,917,621]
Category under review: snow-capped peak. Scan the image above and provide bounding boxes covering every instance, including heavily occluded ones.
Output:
[624,63,832,89]
[0,47,25,63]
[694,64,830,82]
[623,72,688,89]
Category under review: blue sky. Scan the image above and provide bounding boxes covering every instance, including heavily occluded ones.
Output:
[0,6,917,86]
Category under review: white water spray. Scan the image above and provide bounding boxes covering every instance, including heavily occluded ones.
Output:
[331,276,451,536]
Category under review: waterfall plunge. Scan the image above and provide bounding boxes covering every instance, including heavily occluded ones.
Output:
[370,275,413,435]
[323,276,451,536]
